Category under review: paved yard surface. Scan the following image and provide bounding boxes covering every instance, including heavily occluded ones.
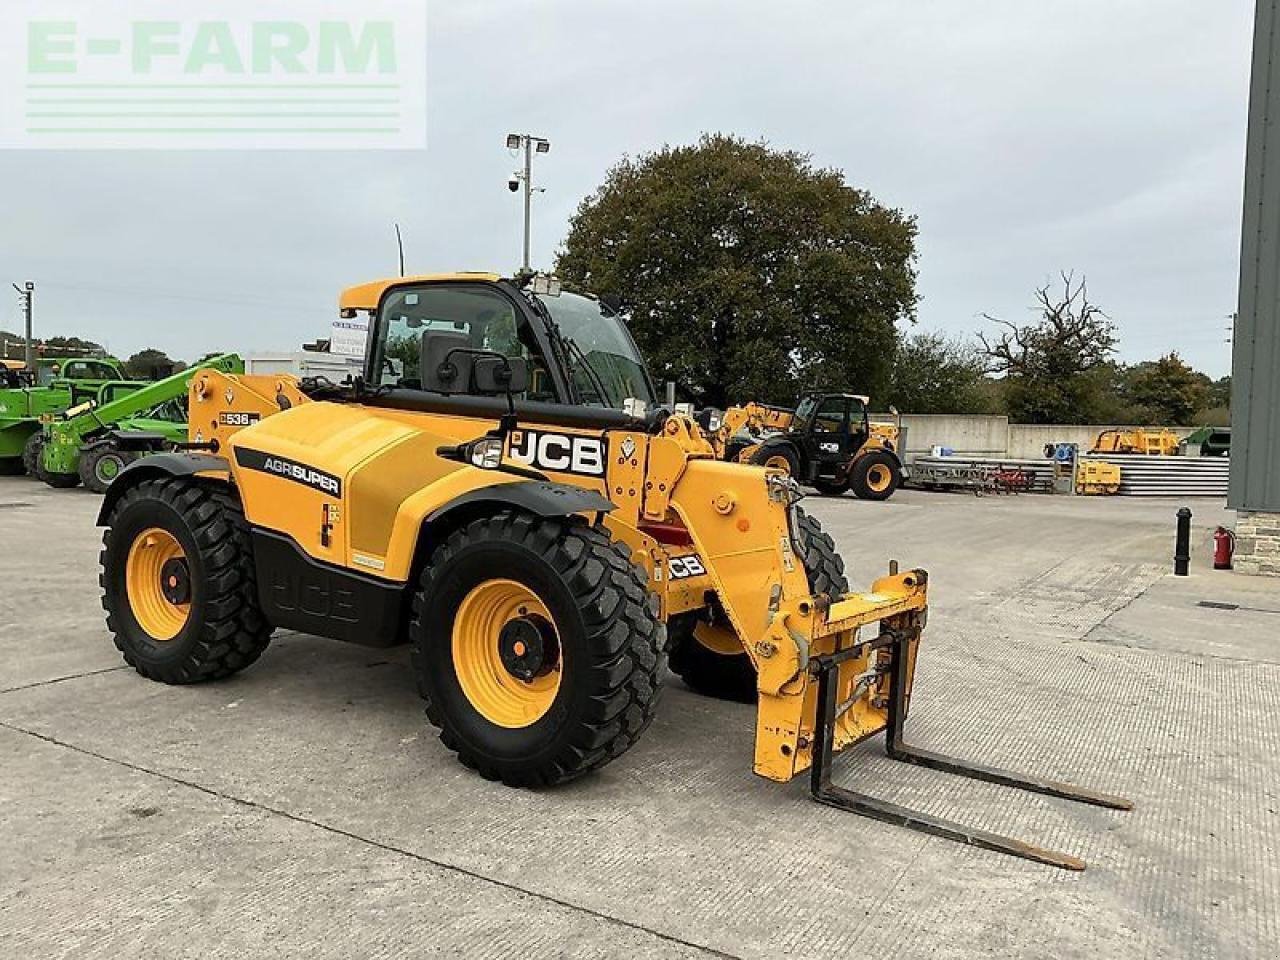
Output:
[2,476,1277,959]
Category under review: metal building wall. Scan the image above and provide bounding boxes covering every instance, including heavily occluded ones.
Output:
[1233,0,1280,511]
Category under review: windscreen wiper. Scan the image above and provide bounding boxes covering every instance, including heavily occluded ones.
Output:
[525,292,611,407]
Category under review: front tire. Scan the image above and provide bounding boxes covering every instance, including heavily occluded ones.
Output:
[669,506,850,701]
[411,512,666,787]
[101,477,272,683]
[851,450,901,501]
[80,444,135,494]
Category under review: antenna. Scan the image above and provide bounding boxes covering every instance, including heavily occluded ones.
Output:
[394,223,405,277]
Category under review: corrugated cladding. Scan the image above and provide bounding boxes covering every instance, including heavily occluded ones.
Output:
[1232,0,1280,512]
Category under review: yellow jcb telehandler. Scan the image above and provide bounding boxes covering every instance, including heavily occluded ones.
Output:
[703,394,906,500]
[97,273,1129,869]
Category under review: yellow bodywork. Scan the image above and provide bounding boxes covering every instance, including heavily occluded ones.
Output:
[1090,428,1181,457]
[339,273,502,312]
[189,368,928,784]
[1076,460,1121,495]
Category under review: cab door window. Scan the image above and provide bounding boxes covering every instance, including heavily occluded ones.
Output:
[810,397,849,437]
[373,284,555,400]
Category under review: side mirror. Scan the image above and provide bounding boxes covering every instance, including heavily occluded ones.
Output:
[473,355,529,395]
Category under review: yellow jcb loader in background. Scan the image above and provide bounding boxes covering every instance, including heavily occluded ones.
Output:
[96,272,1129,869]
[703,394,906,500]
[1090,427,1182,456]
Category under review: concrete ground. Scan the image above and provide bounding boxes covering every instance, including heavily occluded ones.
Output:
[1,475,1277,959]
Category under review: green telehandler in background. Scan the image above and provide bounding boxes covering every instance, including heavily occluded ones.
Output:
[29,354,243,492]
[0,356,138,475]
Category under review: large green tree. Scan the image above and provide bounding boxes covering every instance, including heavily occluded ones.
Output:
[556,134,918,407]
[886,332,997,414]
[124,348,182,380]
[1121,352,1211,425]
[979,273,1118,423]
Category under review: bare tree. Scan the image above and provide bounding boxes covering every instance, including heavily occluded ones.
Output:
[978,272,1117,378]
[977,273,1118,423]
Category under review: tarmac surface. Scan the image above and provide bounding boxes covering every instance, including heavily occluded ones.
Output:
[2,475,1277,959]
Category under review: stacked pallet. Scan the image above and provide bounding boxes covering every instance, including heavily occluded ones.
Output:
[1079,454,1229,497]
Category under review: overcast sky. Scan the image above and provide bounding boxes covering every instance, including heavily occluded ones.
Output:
[0,0,1255,377]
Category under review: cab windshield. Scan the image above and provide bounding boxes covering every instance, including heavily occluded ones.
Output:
[537,292,655,409]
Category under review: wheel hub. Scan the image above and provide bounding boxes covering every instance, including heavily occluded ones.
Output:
[160,557,191,605]
[97,455,122,482]
[498,615,559,682]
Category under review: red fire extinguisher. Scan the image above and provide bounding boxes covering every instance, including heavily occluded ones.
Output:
[1213,527,1236,570]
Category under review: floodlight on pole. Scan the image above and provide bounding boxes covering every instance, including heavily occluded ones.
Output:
[12,281,34,372]
[505,133,552,272]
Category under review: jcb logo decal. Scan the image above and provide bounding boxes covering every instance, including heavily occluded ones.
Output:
[219,412,261,428]
[669,555,707,580]
[509,430,606,477]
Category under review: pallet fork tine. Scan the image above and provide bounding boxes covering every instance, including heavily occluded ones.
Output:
[808,634,1133,872]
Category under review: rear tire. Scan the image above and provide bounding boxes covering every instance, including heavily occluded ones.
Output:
[749,442,800,478]
[411,512,666,787]
[80,444,135,494]
[669,507,850,701]
[41,468,81,489]
[33,434,80,489]
[101,476,272,683]
[813,477,849,496]
[850,450,900,501]
[21,432,43,477]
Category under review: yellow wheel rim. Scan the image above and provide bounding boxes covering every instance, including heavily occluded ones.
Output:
[765,455,792,474]
[866,463,893,493]
[452,579,563,728]
[125,527,190,641]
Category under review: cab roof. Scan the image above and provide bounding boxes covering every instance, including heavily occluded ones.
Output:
[339,272,503,312]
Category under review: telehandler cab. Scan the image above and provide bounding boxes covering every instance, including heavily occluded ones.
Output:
[98,272,1129,869]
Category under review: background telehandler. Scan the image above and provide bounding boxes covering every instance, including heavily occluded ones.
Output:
[96,272,1128,869]
[29,354,243,491]
[704,393,907,500]
[1,355,135,474]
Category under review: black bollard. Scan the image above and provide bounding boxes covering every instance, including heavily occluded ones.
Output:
[1174,507,1192,576]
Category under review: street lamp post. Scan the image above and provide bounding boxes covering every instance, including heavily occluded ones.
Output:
[506,133,551,273]
[12,282,34,371]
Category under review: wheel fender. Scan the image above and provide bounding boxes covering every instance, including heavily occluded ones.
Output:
[754,437,800,465]
[96,453,231,525]
[423,480,615,533]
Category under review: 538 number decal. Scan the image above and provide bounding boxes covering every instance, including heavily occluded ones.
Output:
[219,412,261,427]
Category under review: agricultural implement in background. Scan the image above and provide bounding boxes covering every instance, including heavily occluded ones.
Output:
[1090,428,1182,457]
[95,273,1128,869]
[30,354,243,491]
[703,393,907,500]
